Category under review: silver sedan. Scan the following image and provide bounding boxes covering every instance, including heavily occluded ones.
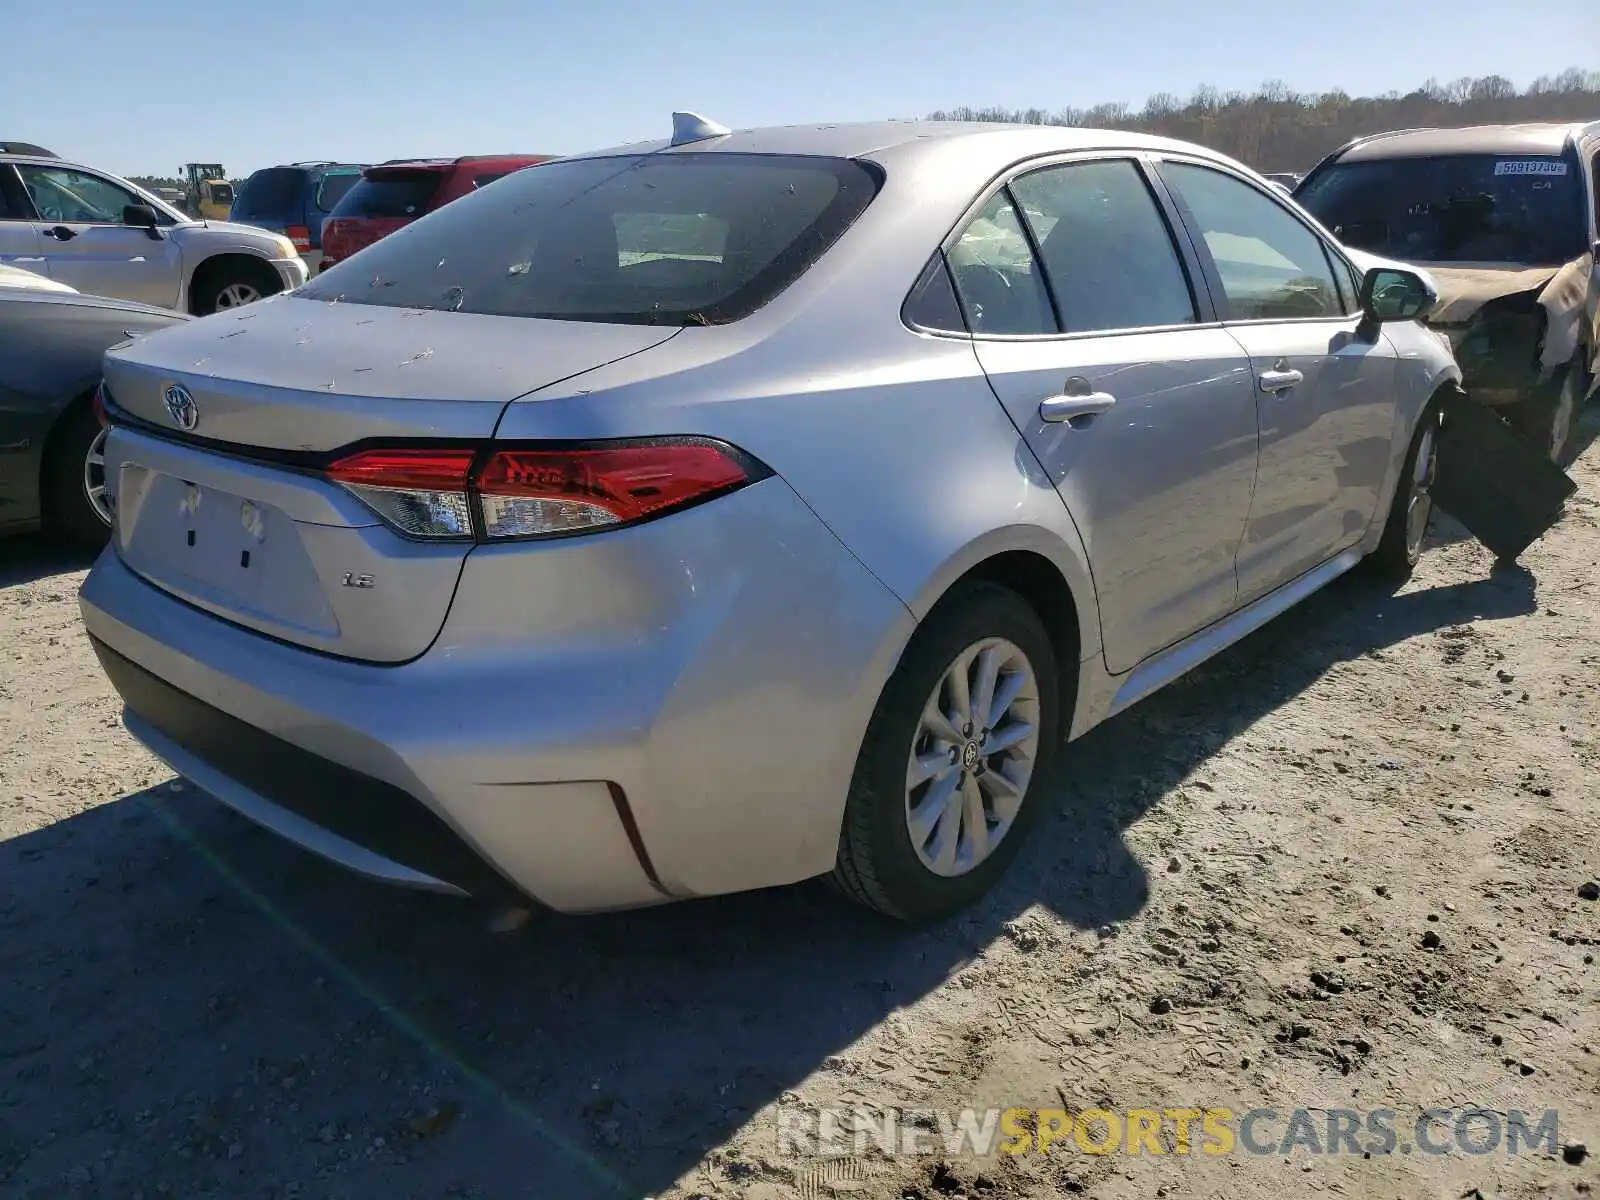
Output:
[80,116,1458,920]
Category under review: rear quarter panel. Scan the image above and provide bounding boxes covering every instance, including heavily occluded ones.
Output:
[494,328,1103,670]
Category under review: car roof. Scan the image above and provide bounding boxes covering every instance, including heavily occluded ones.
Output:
[246,162,366,176]
[0,263,76,292]
[0,151,76,168]
[370,155,551,171]
[1335,121,1597,161]
[0,287,188,320]
[568,118,1241,174]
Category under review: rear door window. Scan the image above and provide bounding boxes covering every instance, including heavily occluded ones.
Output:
[233,167,302,219]
[1009,159,1197,333]
[945,190,1056,335]
[314,169,363,212]
[331,171,445,219]
[301,153,881,325]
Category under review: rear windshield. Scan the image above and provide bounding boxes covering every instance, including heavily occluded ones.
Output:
[232,167,301,218]
[300,153,881,324]
[315,169,363,212]
[330,170,444,219]
[1296,153,1587,266]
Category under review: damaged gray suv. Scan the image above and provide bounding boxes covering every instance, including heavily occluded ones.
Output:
[1296,121,1600,461]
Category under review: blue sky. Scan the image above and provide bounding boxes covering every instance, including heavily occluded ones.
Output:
[6,0,1596,178]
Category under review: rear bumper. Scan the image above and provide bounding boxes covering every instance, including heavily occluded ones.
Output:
[93,638,521,900]
[78,479,914,912]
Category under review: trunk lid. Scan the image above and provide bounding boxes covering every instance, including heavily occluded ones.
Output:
[101,294,677,450]
[100,296,679,661]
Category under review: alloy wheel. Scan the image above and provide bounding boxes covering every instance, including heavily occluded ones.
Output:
[904,637,1041,877]
[215,281,263,309]
[83,427,111,527]
[1404,420,1437,558]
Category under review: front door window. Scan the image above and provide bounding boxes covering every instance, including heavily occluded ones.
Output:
[18,166,141,225]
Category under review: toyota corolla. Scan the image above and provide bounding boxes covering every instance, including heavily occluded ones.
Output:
[80,114,1459,921]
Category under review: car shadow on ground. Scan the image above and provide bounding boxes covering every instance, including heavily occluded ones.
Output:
[0,560,1540,1197]
[0,535,99,588]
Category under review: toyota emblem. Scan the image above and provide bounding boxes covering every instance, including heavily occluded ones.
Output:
[163,384,199,431]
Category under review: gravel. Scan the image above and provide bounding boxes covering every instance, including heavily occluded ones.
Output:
[3,416,1599,1198]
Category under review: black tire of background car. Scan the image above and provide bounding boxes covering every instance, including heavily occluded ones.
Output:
[830,581,1060,921]
[188,259,283,317]
[1364,395,1445,583]
[1514,355,1584,465]
[43,399,110,548]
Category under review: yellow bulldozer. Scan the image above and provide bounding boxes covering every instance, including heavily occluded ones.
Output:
[181,163,235,221]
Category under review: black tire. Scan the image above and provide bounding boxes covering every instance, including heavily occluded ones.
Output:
[189,260,281,316]
[1365,396,1443,583]
[43,400,111,548]
[1514,357,1582,465]
[830,581,1061,921]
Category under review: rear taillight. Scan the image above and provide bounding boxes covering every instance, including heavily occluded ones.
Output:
[325,448,477,540]
[324,439,765,543]
[286,224,312,252]
[476,444,754,538]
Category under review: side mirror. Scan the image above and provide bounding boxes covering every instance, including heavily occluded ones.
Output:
[122,204,161,239]
[1359,266,1436,326]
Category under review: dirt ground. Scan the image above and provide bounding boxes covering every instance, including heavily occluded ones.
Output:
[2,417,1598,1200]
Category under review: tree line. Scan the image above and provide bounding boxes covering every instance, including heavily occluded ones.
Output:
[928,69,1600,172]
[128,176,246,191]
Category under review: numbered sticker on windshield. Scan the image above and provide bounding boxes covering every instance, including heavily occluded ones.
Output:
[1493,160,1569,177]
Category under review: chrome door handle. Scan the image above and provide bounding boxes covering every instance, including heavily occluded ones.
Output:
[1257,368,1304,393]
[1039,388,1116,424]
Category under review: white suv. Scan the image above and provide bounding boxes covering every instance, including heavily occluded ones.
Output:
[0,143,308,314]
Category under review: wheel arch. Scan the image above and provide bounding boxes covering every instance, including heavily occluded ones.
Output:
[38,381,99,485]
[185,251,282,314]
[907,534,1095,729]
[1362,370,1463,555]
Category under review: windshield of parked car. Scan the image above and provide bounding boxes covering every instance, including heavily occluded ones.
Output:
[300,153,882,324]
[1295,153,1587,266]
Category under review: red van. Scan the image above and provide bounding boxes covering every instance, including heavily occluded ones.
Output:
[319,154,554,269]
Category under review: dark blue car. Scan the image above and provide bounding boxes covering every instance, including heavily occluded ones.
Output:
[229,161,367,276]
